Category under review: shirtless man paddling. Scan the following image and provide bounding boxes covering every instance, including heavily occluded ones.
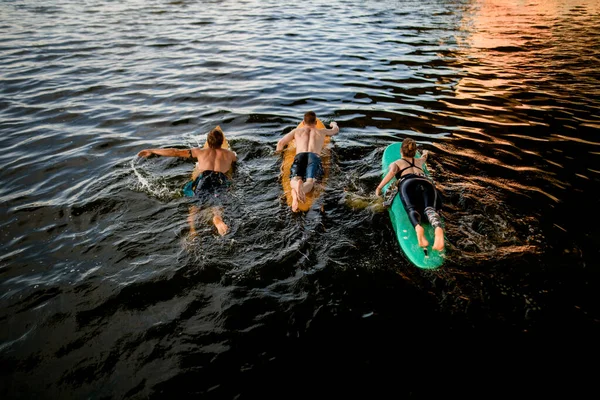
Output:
[276,111,339,212]
[138,127,237,236]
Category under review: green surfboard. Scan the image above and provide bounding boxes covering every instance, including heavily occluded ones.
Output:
[381,142,445,269]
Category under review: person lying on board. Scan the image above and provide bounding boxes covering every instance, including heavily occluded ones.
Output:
[137,127,237,236]
[275,111,339,212]
[375,138,444,252]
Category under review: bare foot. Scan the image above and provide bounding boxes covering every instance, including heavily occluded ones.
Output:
[213,215,229,236]
[415,225,429,248]
[303,179,315,196]
[291,187,299,212]
[432,227,444,251]
[293,178,306,202]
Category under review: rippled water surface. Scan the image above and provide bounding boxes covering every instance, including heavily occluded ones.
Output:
[2,0,600,398]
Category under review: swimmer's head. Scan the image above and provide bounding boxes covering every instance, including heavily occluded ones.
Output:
[401,138,418,158]
[207,127,224,149]
[303,111,317,126]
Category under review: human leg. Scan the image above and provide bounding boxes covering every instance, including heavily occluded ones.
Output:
[192,171,231,235]
[305,153,323,193]
[433,227,444,251]
[212,206,228,236]
[302,178,315,194]
[188,205,200,237]
[291,182,298,211]
[414,224,429,248]
[422,180,440,211]
[399,178,429,248]
[421,180,444,251]
[291,177,305,211]
[290,153,308,209]
[424,207,444,251]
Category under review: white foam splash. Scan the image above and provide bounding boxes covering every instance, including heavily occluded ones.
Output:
[131,157,151,191]
[130,157,179,200]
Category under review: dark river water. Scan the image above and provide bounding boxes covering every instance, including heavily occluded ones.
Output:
[2,0,600,398]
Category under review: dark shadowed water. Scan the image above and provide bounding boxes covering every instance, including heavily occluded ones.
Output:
[2,0,600,398]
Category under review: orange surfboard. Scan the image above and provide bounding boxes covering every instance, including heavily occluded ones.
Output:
[281,118,331,212]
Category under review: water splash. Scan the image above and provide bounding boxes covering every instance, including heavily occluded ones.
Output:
[130,156,181,201]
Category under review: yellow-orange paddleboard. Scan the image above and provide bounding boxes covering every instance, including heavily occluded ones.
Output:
[281,118,331,212]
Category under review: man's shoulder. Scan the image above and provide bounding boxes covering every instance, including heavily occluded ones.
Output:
[217,148,236,158]
[193,147,219,156]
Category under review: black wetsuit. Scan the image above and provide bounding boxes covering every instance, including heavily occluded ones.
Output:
[395,159,442,229]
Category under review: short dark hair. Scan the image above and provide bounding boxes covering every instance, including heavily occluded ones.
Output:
[303,111,317,125]
[401,138,417,158]
[207,127,224,149]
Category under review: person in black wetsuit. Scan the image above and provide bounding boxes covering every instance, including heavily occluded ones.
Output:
[375,138,444,252]
[137,127,237,236]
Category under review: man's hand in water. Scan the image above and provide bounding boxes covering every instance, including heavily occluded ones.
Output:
[330,121,338,129]
[375,186,382,197]
[137,150,153,157]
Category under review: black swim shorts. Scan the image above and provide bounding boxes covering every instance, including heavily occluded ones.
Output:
[290,152,324,181]
[191,171,231,204]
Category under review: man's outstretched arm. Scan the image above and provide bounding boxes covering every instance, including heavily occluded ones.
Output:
[137,148,194,158]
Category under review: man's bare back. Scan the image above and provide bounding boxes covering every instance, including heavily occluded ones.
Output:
[293,126,328,154]
[191,148,237,180]
[276,121,339,154]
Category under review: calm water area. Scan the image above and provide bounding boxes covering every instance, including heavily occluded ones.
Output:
[1,0,599,398]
